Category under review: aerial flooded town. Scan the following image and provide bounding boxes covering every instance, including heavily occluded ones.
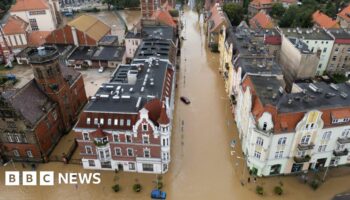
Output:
[1,0,350,199]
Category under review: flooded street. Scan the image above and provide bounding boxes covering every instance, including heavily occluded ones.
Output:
[2,6,350,200]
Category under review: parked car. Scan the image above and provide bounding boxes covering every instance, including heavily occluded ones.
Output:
[180,96,191,104]
[98,67,104,73]
[151,189,166,199]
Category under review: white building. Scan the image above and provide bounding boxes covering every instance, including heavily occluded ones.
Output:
[279,28,334,76]
[9,0,59,31]
[235,74,350,176]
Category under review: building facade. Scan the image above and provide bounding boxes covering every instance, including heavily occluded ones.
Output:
[279,28,334,76]
[235,75,350,176]
[0,46,87,162]
[74,38,177,173]
[10,0,59,31]
[326,29,350,77]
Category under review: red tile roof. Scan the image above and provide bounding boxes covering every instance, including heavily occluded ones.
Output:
[249,11,274,29]
[158,102,170,124]
[28,31,51,46]
[90,127,106,138]
[208,4,228,33]
[10,0,49,12]
[313,10,339,28]
[331,110,350,119]
[152,10,177,28]
[337,5,350,22]
[2,16,28,35]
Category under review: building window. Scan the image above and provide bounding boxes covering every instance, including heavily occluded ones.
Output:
[94,118,98,125]
[301,135,311,145]
[113,134,120,142]
[274,151,283,159]
[297,150,306,157]
[322,131,332,140]
[126,135,132,143]
[129,162,135,170]
[254,151,261,159]
[332,56,337,61]
[114,119,118,125]
[142,163,154,172]
[83,132,89,141]
[7,133,13,143]
[342,129,350,138]
[86,118,91,125]
[14,134,21,143]
[85,146,93,154]
[142,124,148,131]
[29,18,39,30]
[127,119,131,126]
[88,160,95,167]
[278,137,287,145]
[26,150,33,158]
[256,137,263,146]
[108,118,112,126]
[29,10,46,15]
[262,122,267,131]
[100,118,104,125]
[120,119,124,126]
[143,135,149,144]
[127,148,133,156]
[115,148,122,156]
[144,149,150,158]
[318,145,327,152]
[13,149,20,157]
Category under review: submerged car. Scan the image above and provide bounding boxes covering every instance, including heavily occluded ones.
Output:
[151,189,166,199]
[180,96,191,104]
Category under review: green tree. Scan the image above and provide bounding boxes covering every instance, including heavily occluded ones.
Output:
[223,3,244,26]
[321,2,337,18]
[279,5,314,28]
[270,3,286,18]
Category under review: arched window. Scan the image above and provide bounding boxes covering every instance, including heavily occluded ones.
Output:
[278,137,287,145]
[301,135,311,145]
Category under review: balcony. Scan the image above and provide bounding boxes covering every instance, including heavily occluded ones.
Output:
[294,155,311,163]
[337,137,350,144]
[297,143,315,151]
[333,149,349,157]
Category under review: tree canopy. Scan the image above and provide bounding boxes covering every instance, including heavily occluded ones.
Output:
[279,5,314,28]
[270,3,285,18]
[223,3,244,26]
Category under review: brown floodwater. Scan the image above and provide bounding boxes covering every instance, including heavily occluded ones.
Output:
[1,6,350,200]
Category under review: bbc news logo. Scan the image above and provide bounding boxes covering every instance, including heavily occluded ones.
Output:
[5,171,101,186]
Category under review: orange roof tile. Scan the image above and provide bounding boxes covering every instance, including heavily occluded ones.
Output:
[249,11,274,29]
[10,0,49,12]
[28,31,51,46]
[2,16,28,35]
[208,4,228,33]
[331,110,350,119]
[313,10,339,28]
[338,5,350,22]
[152,10,177,28]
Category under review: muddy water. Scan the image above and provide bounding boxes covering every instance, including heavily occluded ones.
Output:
[1,6,350,200]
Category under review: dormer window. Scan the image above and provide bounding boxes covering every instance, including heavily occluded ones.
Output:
[262,122,267,131]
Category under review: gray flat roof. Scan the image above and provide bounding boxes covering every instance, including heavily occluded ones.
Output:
[68,46,125,61]
[281,28,333,40]
[84,59,172,113]
[235,56,283,78]
[327,29,350,39]
[134,39,175,62]
[277,81,350,113]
